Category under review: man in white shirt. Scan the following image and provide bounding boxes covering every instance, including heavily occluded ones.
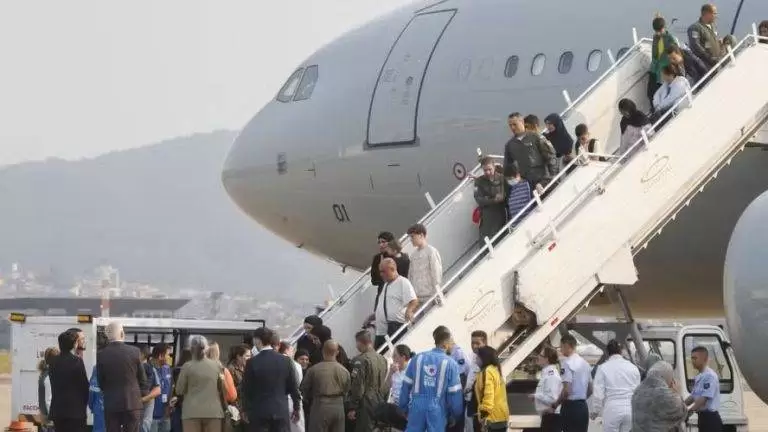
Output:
[364,258,418,350]
[555,335,593,432]
[465,330,487,432]
[590,340,641,432]
[407,223,443,306]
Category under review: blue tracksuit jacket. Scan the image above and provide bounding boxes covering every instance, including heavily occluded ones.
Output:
[398,348,464,432]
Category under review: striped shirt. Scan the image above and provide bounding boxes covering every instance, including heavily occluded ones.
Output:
[507,179,532,226]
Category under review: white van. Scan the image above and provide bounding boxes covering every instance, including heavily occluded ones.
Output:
[506,324,748,432]
[9,313,266,424]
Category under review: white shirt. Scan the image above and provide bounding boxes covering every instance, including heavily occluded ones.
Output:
[252,345,273,356]
[465,351,480,401]
[562,353,592,400]
[653,76,691,112]
[43,375,52,414]
[388,366,408,405]
[534,365,562,414]
[408,244,443,299]
[375,276,417,335]
[591,354,641,416]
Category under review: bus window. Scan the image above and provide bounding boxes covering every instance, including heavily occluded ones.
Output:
[683,334,734,393]
[627,339,676,368]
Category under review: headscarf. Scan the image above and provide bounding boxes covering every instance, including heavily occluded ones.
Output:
[618,99,651,133]
[544,113,574,157]
[311,325,332,344]
[641,352,663,380]
[296,315,324,357]
[308,325,350,369]
[631,374,688,432]
[303,315,323,328]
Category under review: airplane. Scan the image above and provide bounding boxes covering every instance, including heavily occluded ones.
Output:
[221,0,768,401]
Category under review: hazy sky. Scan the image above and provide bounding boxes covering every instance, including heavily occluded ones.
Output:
[0,0,413,166]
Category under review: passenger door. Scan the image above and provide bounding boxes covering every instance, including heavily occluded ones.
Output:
[365,9,456,147]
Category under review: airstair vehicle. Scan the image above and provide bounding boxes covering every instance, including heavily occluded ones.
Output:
[290,26,768,386]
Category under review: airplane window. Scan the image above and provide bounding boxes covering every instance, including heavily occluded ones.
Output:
[504,56,519,77]
[531,53,546,76]
[276,68,304,103]
[617,47,630,60]
[294,65,319,101]
[587,49,603,72]
[558,51,574,74]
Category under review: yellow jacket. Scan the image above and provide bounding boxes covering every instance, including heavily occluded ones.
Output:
[474,365,510,423]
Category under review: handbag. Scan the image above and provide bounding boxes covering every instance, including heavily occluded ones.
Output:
[217,367,239,432]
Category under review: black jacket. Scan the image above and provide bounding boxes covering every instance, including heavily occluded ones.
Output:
[97,341,148,413]
[682,47,709,84]
[49,352,89,420]
[242,349,301,421]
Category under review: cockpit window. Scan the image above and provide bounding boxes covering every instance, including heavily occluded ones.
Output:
[294,65,318,101]
[276,68,304,103]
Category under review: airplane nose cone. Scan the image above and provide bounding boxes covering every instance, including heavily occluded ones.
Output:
[221,105,316,245]
[221,114,283,229]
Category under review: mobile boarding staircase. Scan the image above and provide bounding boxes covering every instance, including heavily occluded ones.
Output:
[290,27,768,376]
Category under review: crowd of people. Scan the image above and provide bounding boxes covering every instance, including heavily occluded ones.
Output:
[472,5,768,245]
[33,318,729,432]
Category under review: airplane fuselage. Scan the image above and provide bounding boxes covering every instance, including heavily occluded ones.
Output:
[222,0,768,319]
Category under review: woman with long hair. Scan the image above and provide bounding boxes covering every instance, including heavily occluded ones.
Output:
[227,344,250,395]
[226,344,250,432]
[308,326,350,370]
[37,347,59,428]
[474,346,509,431]
[530,346,563,432]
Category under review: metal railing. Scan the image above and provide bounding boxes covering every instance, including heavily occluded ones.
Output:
[287,158,484,342]
[541,29,764,243]
[295,29,653,346]
[378,149,601,353]
[377,26,767,354]
[559,29,652,121]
